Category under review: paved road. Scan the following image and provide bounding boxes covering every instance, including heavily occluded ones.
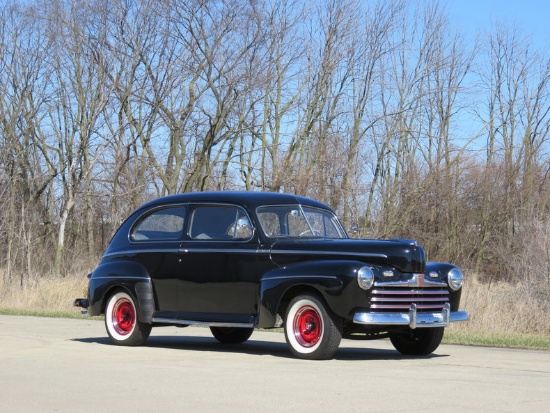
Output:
[1,315,549,412]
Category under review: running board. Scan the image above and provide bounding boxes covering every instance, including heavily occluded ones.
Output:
[152,317,254,329]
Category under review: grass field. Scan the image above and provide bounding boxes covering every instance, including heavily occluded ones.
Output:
[441,276,550,349]
[1,272,549,350]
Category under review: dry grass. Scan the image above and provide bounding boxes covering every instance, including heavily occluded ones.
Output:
[449,275,550,337]
[0,271,89,314]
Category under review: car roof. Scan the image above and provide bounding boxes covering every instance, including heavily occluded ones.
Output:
[139,191,333,212]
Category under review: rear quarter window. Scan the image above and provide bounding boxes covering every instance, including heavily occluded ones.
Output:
[130,206,186,241]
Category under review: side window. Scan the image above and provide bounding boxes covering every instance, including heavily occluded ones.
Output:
[130,207,186,241]
[287,209,310,236]
[303,210,341,237]
[257,211,281,236]
[190,205,253,240]
[257,205,346,238]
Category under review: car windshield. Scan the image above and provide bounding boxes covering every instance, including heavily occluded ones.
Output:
[256,205,347,239]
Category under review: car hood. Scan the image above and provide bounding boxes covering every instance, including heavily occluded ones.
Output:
[269,238,425,273]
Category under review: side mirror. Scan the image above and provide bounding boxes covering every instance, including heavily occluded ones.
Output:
[232,217,253,239]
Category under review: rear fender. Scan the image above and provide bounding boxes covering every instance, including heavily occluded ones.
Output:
[88,260,155,323]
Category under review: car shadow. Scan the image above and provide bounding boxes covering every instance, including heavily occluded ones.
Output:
[73,335,292,358]
[72,335,449,361]
[333,346,449,361]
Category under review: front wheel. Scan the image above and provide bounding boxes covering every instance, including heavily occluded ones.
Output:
[105,291,151,346]
[389,327,444,355]
[210,327,254,344]
[284,294,342,360]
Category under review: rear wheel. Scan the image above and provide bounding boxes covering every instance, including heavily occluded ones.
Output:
[210,327,254,344]
[389,327,444,355]
[284,294,342,360]
[105,291,151,346]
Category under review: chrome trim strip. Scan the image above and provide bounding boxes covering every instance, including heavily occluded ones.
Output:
[103,248,181,258]
[261,275,338,281]
[374,274,447,288]
[270,250,387,259]
[371,296,449,302]
[175,248,261,254]
[105,247,386,260]
[353,304,469,329]
[91,275,151,280]
[103,247,261,258]
[152,318,255,328]
[371,304,448,309]
[372,289,449,295]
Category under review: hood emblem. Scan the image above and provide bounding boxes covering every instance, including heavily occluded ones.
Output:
[409,273,424,287]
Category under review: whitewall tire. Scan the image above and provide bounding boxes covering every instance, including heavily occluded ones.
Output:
[284,294,342,360]
[104,291,151,346]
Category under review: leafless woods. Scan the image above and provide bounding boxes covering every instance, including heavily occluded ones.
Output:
[0,0,549,287]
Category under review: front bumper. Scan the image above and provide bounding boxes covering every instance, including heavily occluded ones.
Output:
[353,303,469,329]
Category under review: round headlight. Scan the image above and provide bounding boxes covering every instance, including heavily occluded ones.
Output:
[357,266,374,290]
[448,267,464,291]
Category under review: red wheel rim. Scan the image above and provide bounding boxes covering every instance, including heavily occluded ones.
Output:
[293,305,322,347]
[112,298,135,335]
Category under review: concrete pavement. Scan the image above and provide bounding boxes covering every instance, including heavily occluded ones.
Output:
[1,315,549,412]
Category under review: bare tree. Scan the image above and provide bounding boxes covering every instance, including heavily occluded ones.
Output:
[1,0,550,290]
[248,0,307,192]
[0,1,54,284]
[263,0,357,205]
[475,23,550,280]
[339,0,405,230]
[36,0,113,274]
[404,3,474,261]
[172,0,267,193]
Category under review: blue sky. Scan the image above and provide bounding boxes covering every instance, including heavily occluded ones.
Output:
[445,0,550,44]
[442,1,550,149]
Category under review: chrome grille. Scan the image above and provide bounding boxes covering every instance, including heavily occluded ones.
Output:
[370,289,449,312]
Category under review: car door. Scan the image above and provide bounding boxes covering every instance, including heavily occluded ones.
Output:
[177,204,260,324]
[128,205,187,312]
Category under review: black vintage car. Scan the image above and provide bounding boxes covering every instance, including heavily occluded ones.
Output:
[74,191,469,360]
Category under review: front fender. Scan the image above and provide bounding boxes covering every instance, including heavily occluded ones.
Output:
[425,262,463,311]
[87,260,155,323]
[257,260,365,328]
